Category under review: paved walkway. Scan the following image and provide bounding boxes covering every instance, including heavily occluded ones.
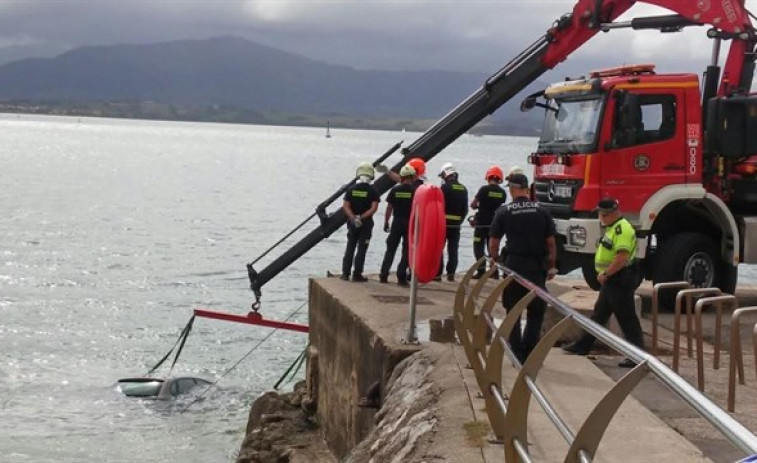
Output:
[340,274,757,462]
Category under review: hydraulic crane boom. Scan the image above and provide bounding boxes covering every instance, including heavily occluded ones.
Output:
[247,0,755,307]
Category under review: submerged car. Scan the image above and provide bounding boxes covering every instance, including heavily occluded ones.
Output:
[117,376,212,400]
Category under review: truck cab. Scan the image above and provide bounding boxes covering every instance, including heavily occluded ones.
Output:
[525,64,750,295]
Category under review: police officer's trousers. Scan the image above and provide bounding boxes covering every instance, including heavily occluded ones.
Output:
[342,221,373,278]
[438,226,461,277]
[574,267,644,350]
[380,221,409,283]
[501,257,547,363]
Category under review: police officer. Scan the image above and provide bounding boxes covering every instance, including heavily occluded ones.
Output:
[379,165,416,286]
[341,162,380,282]
[489,172,557,364]
[562,198,643,368]
[437,162,468,282]
[470,166,507,278]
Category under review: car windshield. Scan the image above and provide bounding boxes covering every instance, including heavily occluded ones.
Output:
[538,97,603,153]
[118,379,163,397]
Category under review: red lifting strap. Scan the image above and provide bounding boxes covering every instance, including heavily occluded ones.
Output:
[193,308,309,333]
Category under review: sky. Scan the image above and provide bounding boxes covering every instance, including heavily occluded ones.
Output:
[0,0,756,82]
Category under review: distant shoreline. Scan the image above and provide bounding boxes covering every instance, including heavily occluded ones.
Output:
[0,100,540,137]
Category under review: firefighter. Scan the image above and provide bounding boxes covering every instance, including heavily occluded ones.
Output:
[382,157,426,189]
[406,157,427,189]
[470,166,507,278]
[562,198,643,368]
[379,164,416,286]
[341,162,380,282]
[437,162,468,281]
[489,172,557,364]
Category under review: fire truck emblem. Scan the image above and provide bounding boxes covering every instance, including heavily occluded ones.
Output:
[634,154,650,171]
[696,0,711,12]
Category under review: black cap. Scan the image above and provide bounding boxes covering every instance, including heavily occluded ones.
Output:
[506,172,529,189]
[595,197,619,213]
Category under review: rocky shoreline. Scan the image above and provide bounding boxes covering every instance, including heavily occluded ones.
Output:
[236,381,334,463]
[237,348,444,463]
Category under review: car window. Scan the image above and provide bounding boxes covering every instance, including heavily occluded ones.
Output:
[177,379,197,395]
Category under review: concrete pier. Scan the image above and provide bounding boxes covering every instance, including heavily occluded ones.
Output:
[304,275,757,461]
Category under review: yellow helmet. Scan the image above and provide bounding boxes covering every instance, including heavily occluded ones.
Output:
[356,162,375,179]
[400,165,416,178]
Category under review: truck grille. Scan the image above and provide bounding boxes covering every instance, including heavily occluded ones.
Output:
[534,179,583,219]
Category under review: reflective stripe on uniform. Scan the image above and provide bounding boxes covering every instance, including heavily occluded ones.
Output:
[473,236,481,243]
[488,191,504,198]
[352,190,368,198]
[446,214,462,221]
[395,192,412,199]
[452,184,466,191]
[595,217,637,273]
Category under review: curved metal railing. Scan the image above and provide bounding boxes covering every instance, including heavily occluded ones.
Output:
[453,258,757,462]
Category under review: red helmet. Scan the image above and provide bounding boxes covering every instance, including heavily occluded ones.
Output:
[406,158,426,177]
[485,166,504,182]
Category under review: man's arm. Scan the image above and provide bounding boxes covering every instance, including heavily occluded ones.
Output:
[488,237,501,263]
[364,201,379,219]
[597,250,629,284]
[342,200,355,222]
[383,204,393,231]
[545,235,557,280]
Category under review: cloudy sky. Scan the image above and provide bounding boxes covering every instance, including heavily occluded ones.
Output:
[0,0,756,81]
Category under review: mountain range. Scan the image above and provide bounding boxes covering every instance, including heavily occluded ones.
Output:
[0,36,543,134]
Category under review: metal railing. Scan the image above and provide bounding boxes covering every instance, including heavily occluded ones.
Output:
[729,306,757,412]
[453,258,757,462]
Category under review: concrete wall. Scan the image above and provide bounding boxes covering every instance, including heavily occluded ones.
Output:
[307,278,420,458]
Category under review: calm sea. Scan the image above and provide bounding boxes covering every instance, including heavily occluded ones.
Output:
[0,114,539,462]
[3,114,756,462]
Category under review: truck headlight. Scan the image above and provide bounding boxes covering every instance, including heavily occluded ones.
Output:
[568,226,587,247]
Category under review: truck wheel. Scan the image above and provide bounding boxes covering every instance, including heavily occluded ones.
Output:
[581,261,601,291]
[653,232,720,307]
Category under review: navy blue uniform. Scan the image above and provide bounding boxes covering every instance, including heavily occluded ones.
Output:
[473,184,506,275]
[438,179,468,278]
[490,197,555,362]
[380,183,414,283]
[342,183,380,279]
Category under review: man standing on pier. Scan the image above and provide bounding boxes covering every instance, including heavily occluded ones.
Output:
[488,172,557,364]
[563,198,643,368]
[341,162,380,282]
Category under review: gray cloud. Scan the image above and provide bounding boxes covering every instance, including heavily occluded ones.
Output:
[0,0,754,82]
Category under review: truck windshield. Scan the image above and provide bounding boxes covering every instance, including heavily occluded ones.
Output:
[538,97,602,153]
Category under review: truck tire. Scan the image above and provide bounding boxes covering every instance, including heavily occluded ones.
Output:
[581,261,601,291]
[653,232,720,308]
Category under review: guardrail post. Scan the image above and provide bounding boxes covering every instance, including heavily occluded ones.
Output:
[728,306,757,412]
[455,263,499,366]
[694,295,736,392]
[652,282,690,355]
[566,362,649,463]
[503,316,574,462]
[482,290,536,442]
[673,288,721,372]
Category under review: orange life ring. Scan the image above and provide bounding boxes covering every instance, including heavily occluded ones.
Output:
[408,184,446,283]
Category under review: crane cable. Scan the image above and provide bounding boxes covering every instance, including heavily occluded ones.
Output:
[179,300,308,413]
[145,315,196,376]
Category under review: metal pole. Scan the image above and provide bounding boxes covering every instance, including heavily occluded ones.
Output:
[407,207,421,343]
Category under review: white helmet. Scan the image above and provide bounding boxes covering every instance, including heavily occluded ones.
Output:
[439,162,457,179]
[508,165,524,177]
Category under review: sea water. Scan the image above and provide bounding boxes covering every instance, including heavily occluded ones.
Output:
[1,114,755,461]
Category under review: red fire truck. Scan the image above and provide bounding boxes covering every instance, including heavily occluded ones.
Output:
[523,44,756,294]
